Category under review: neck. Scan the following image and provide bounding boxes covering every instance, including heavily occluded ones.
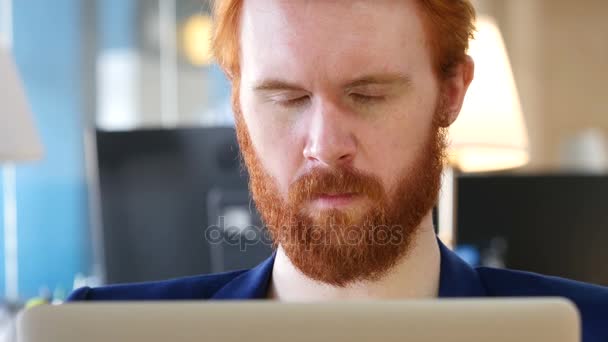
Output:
[268,211,441,301]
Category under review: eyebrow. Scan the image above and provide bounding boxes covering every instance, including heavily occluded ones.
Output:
[253,79,306,92]
[343,73,413,91]
[252,73,412,92]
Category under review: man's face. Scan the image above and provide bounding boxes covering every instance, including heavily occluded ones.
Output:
[236,0,446,286]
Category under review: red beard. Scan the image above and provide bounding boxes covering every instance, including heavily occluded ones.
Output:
[234,92,447,287]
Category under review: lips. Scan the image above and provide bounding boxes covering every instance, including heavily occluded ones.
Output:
[318,193,355,199]
[313,193,359,207]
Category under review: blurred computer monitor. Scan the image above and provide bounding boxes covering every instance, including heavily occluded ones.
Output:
[96,127,273,284]
[457,173,608,286]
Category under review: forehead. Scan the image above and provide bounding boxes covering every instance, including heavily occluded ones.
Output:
[239,0,433,84]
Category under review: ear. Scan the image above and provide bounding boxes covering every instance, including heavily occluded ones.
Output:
[439,55,475,127]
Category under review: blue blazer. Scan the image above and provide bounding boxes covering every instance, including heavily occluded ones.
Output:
[68,239,608,342]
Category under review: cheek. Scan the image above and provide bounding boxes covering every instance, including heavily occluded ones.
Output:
[240,94,302,197]
[360,95,436,190]
[360,127,418,193]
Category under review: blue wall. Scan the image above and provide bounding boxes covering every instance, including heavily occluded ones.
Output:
[0,0,92,301]
[98,0,138,50]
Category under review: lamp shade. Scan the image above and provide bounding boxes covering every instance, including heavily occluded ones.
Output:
[448,16,529,172]
[0,47,43,161]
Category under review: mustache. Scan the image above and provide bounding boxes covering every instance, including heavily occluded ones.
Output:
[287,166,385,205]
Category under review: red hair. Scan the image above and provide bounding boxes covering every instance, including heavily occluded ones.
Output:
[211,0,476,81]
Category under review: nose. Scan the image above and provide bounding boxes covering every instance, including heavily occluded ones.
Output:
[303,100,357,168]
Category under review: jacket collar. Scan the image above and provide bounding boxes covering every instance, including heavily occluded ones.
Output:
[210,253,276,299]
[211,238,487,300]
[437,239,487,297]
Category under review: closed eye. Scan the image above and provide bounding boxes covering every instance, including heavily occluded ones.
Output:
[349,93,386,105]
[276,96,310,108]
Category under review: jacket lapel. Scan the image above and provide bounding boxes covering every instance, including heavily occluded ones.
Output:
[437,239,487,297]
[210,251,276,299]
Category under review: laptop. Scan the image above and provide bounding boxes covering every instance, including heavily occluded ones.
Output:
[17,298,580,342]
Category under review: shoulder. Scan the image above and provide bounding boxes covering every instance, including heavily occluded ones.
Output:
[477,267,608,341]
[476,266,608,300]
[67,269,247,301]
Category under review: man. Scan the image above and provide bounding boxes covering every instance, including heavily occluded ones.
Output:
[69,0,608,340]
